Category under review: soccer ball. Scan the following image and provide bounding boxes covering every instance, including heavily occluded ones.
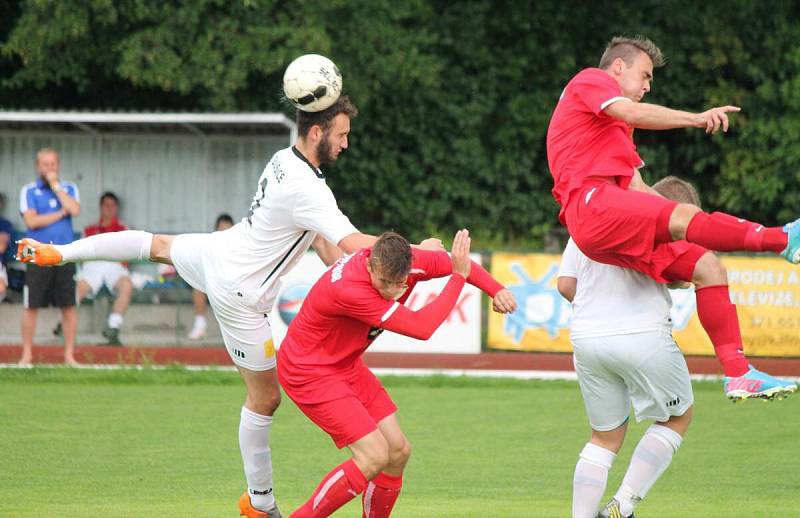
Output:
[277,283,312,325]
[283,54,343,112]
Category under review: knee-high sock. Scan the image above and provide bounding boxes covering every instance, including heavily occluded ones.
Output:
[614,425,682,517]
[695,285,749,377]
[55,230,152,262]
[685,212,787,253]
[572,442,616,518]
[291,458,368,518]
[362,472,403,518]
[240,406,275,512]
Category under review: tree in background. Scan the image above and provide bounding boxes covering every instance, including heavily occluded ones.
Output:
[2,0,799,248]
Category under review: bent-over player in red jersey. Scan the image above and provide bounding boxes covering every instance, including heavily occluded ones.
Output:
[278,230,516,518]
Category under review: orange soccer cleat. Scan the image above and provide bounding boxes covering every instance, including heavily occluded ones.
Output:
[238,492,282,518]
[16,238,63,266]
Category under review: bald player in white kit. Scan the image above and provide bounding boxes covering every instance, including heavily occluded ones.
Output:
[18,95,442,518]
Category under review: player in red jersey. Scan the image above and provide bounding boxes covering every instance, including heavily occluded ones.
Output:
[546,35,798,400]
[278,230,516,518]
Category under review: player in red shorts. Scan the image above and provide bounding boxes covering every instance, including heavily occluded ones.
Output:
[278,230,516,518]
[547,35,798,400]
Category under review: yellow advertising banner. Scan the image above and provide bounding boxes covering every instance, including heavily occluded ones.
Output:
[487,253,800,357]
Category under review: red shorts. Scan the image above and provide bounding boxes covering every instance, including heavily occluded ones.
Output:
[564,181,707,283]
[280,362,397,449]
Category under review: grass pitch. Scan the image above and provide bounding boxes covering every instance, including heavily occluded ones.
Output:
[1,367,798,517]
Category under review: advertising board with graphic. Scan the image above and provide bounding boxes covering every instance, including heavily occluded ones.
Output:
[488,253,800,357]
[270,252,484,354]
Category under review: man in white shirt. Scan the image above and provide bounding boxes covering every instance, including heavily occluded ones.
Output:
[558,176,699,518]
[18,96,442,518]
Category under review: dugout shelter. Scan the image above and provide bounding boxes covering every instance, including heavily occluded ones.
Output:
[0,110,295,233]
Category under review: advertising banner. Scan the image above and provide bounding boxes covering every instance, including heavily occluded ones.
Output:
[269,252,483,354]
[487,253,800,357]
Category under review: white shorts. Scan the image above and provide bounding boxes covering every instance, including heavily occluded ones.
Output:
[572,330,693,431]
[78,261,130,296]
[170,233,276,371]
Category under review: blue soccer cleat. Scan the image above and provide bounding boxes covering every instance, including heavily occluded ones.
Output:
[724,365,798,401]
[780,218,800,264]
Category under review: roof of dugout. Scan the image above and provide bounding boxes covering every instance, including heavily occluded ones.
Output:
[0,110,297,142]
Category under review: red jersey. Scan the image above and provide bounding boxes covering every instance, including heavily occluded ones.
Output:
[546,68,644,222]
[278,248,503,403]
[84,218,127,237]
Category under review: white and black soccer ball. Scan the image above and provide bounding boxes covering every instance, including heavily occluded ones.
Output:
[282,54,343,112]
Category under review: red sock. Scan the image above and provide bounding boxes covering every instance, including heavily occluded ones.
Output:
[362,472,403,518]
[686,212,787,253]
[695,285,749,377]
[291,459,368,518]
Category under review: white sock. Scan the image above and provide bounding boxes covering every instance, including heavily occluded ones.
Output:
[107,313,123,329]
[239,406,275,511]
[573,442,616,518]
[193,315,207,329]
[614,424,683,516]
[55,230,153,262]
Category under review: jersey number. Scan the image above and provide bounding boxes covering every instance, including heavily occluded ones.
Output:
[247,177,268,225]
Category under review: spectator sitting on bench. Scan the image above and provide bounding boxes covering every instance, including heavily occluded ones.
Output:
[75,191,133,346]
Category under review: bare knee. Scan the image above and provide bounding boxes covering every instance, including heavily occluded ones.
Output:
[590,423,627,454]
[692,252,728,288]
[246,385,281,416]
[668,203,702,241]
[117,277,133,295]
[387,439,412,471]
[660,406,693,437]
[353,437,390,480]
[76,280,91,301]
[149,234,173,264]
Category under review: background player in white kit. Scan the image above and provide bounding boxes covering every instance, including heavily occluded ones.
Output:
[17,95,427,518]
[558,177,701,518]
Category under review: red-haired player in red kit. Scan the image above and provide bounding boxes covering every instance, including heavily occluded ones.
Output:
[276,230,516,518]
[547,35,798,400]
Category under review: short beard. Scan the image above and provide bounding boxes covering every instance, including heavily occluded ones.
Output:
[315,132,337,165]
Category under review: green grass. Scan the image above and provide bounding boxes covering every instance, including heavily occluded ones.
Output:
[1,368,798,517]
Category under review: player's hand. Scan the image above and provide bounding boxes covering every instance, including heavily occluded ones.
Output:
[418,237,445,251]
[492,288,517,314]
[450,229,471,279]
[695,106,740,134]
[44,169,60,187]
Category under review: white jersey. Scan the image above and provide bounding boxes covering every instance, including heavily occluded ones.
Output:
[205,146,357,312]
[558,238,672,339]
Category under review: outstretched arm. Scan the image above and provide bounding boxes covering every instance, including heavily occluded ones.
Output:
[337,232,377,254]
[382,274,466,340]
[415,249,517,313]
[464,261,516,313]
[312,235,343,266]
[381,229,472,340]
[605,101,740,134]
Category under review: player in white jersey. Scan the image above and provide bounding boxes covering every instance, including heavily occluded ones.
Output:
[17,96,442,518]
[558,177,699,518]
